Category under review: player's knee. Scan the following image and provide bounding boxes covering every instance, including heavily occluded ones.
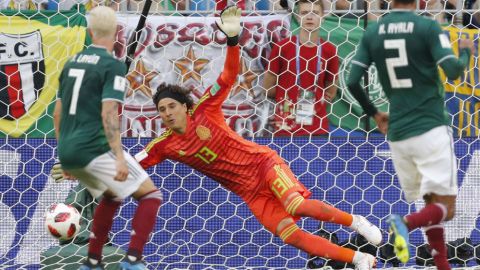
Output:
[445,205,455,221]
[278,222,302,246]
[103,190,121,201]
[138,189,163,202]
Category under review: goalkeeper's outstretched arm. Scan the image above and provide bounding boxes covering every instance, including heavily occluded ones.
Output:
[217,6,241,86]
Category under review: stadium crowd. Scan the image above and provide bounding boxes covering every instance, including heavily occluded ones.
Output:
[1,0,480,28]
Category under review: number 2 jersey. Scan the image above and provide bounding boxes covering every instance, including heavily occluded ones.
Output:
[135,46,283,202]
[352,11,466,141]
[57,46,127,170]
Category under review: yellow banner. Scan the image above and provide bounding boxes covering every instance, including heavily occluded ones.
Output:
[440,27,480,96]
[440,27,480,137]
[0,15,85,137]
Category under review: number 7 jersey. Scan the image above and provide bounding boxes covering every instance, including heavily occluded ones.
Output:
[57,46,127,170]
[352,11,456,141]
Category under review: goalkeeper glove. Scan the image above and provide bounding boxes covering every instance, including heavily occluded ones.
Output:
[216,5,242,46]
[50,161,65,183]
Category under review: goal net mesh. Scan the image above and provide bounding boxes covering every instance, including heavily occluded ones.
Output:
[0,1,479,269]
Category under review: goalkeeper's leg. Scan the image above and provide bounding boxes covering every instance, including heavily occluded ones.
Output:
[284,193,382,246]
[266,163,382,246]
[277,218,376,269]
[247,198,376,269]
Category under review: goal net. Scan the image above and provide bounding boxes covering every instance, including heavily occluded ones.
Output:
[0,1,479,269]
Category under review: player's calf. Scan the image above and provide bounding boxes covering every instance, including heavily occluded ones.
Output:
[279,222,359,264]
[128,187,162,262]
[425,224,451,270]
[287,196,353,226]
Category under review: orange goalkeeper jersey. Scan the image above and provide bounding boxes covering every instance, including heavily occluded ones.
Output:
[135,46,280,202]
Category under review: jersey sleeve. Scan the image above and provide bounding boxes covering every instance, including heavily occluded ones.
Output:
[192,45,240,116]
[347,30,377,117]
[57,67,66,99]
[102,60,127,103]
[134,138,166,169]
[351,26,373,69]
[427,20,456,65]
[325,44,339,82]
[267,41,281,75]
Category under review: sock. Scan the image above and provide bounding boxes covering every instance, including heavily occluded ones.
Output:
[128,190,162,260]
[425,225,451,270]
[280,223,355,263]
[405,203,447,231]
[292,199,353,226]
[88,197,122,262]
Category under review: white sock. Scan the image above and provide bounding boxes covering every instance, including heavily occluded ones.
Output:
[88,258,99,265]
[349,214,359,230]
[128,255,137,262]
[352,251,364,264]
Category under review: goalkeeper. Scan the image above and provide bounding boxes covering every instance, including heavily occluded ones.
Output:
[53,6,382,268]
[136,6,381,269]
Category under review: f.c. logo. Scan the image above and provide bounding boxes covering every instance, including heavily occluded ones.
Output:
[0,31,45,120]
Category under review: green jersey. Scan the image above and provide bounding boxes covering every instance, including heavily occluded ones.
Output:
[352,11,457,141]
[57,46,127,169]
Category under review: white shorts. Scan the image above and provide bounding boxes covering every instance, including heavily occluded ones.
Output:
[69,150,150,200]
[389,125,458,202]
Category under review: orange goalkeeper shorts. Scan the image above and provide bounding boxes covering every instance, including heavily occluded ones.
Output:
[245,161,311,235]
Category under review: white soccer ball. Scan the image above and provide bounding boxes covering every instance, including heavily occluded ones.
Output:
[45,203,81,241]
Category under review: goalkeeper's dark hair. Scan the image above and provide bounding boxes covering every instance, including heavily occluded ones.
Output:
[392,0,415,4]
[294,0,324,11]
[153,83,194,110]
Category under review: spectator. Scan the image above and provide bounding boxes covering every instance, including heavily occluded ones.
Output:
[215,0,245,10]
[214,0,281,13]
[463,0,480,28]
[419,0,446,23]
[263,0,338,137]
[49,0,120,11]
[4,0,47,9]
[127,0,173,13]
[472,0,480,27]
[189,0,215,11]
[334,0,382,20]
[278,0,330,14]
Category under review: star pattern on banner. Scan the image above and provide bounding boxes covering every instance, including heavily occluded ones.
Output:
[126,59,158,98]
[173,45,210,83]
[232,58,257,96]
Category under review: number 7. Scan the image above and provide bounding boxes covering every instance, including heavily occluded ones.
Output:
[68,68,85,115]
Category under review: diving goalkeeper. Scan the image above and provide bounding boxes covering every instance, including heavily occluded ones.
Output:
[135,6,382,269]
[52,6,383,268]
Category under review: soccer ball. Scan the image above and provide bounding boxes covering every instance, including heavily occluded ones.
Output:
[45,203,81,241]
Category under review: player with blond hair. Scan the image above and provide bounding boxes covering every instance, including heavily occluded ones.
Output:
[54,6,162,270]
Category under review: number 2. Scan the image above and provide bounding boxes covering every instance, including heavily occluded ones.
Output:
[68,68,85,115]
[384,39,412,89]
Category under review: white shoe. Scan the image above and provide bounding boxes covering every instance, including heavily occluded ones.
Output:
[350,215,383,246]
[354,252,377,270]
